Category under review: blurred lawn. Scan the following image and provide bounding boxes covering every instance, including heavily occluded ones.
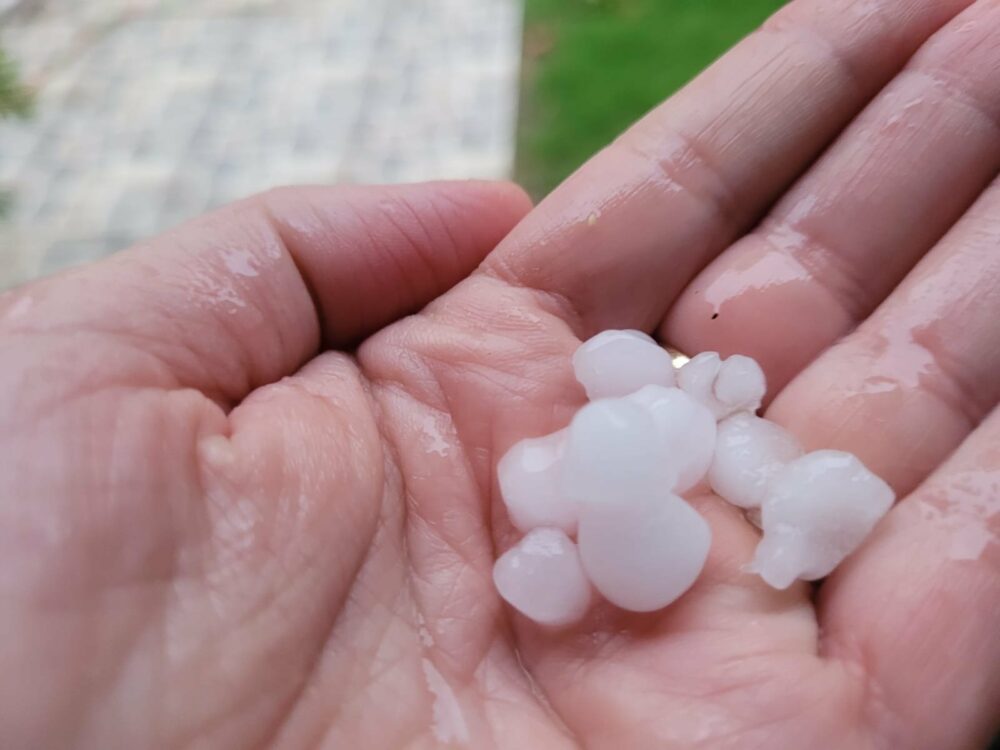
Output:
[516,0,785,198]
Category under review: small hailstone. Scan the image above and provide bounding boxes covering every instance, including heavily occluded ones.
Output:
[709,414,803,509]
[750,450,895,589]
[714,355,766,413]
[577,492,711,611]
[498,429,577,535]
[677,352,766,419]
[626,385,716,492]
[493,528,592,626]
[561,398,678,505]
[677,352,724,417]
[572,329,675,400]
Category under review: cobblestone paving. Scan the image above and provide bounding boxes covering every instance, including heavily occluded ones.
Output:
[0,0,522,288]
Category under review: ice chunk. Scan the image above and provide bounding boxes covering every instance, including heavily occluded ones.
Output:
[578,492,711,611]
[498,429,577,534]
[626,385,716,492]
[677,352,766,419]
[677,352,724,417]
[709,414,803,509]
[751,450,895,589]
[562,398,677,505]
[714,355,766,414]
[493,528,592,626]
[573,329,675,400]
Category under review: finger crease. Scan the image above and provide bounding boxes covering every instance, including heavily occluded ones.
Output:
[613,128,743,235]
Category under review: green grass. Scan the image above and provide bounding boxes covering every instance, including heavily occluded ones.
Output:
[516,0,785,198]
[0,49,32,120]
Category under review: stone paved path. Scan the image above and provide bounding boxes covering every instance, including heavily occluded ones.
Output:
[0,0,522,288]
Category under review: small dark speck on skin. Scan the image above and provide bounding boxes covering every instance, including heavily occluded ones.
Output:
[711,313,719,320]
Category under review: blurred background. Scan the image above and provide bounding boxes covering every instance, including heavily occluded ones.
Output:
[1,0,778,290]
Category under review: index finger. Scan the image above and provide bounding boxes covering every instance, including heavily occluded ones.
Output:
[481,0,971,335]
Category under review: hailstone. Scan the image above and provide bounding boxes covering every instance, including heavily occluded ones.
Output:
[498,429,577,534]
[577,492,711,611]
[493,528,592,626]
[750,450,895,589]
[572,329,675,400]
[709,413,803,509]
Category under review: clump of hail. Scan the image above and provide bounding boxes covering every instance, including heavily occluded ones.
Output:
[493,330,895,625]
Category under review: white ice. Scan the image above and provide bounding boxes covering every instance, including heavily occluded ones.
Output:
[572,329,675,400]
[709,414,803,509]
[677,352,766,419]
[498,429,578,535]
[715,355,766,413]
[492,527,592,626]
[577,492,711,611]
[750,450,895,589]
[561,398,678,505]
[626,385,716,492]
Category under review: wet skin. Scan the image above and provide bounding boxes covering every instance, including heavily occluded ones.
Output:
[2,0,1000,747]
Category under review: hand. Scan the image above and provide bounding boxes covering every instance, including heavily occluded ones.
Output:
[2,0,998,747]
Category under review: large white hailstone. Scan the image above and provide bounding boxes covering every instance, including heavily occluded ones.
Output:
[572,329,676,400]
[561,398,678,505]
[498,429,578,535]
[677,352,766,419]
[626,385,717,492]
[493,528,592,626]
[577,492,711,611]
[709,414,803,509]
[750,450,895,589]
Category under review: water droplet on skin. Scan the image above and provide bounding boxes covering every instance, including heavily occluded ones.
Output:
[187,269,246,312]
[912,470,999,562]
[418,413,452,457]
[222,248,259,277]
[702,249,812,316]
[421,659,470,745]
[415,611,434,648]
[781,193,819,225]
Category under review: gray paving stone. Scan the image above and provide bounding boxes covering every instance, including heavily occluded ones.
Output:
[0,0,522,289]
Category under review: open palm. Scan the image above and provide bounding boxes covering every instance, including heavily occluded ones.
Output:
[2,0,999,748]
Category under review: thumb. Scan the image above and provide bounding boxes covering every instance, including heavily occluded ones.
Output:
[0,181,532,407]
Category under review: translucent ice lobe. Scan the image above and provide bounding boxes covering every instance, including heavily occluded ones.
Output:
[713,355,766,413]
[572,329,675,400]
[753,450,896,588]
[677,352,725,418]
[748,530,815,590]
[678,352,767,419]
[626,386,716,492]
[498,429,577,534]
[562,399,678,504]
[492,528,592,626]
[578,493,711,611]
[709,414,803,509]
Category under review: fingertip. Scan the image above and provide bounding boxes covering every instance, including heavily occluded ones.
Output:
[425,178,534,234]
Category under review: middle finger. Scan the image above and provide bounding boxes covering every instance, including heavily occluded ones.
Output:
[664,0,1000,392]
[770,174,1000,496]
